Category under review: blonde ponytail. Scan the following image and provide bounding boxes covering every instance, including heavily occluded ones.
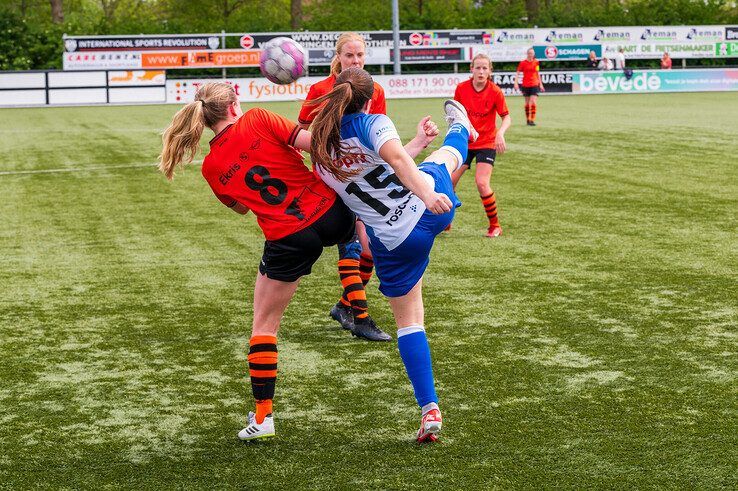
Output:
[158,101,205,180]
[158,82,237,180]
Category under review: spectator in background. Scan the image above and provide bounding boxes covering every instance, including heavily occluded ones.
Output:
[613,48,626,70]
[586,51,598,69]
[661,52,673,70]
[598,56,613,71]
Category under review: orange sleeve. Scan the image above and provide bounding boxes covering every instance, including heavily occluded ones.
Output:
[298,83,322,125]
[372,83,387,115]
[516,61,524,73]
[249,108,301,147]
[454,84,462,102]
[496,90,509,117]
[215,192,238,208]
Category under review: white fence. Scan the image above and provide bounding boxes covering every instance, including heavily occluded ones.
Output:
[0,70,166,106]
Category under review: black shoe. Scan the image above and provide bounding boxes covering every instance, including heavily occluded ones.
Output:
[527,121,536,126]
[330,302,354,331]
[351,317,392,342]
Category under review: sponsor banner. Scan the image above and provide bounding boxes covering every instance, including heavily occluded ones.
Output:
[108,70,165,86]
[716,42,738,57]
[141,49,260,69]
[166,71,574,103]
[602,42,715,59]
[167,77,315,103]
[64,35,220,52]
[470,44,529,62]
[390,47,465,63]
[573,69,738,94]
[237,30,491,50]
[726,27,738,41]
[308,47,391,66]
[534,44,601,60]
[64,51,141,70]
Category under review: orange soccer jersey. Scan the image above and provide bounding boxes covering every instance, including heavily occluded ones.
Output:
[298,74,387,125]
[201,108,336,241]
[454,79,509,150]
[517,59,541,87]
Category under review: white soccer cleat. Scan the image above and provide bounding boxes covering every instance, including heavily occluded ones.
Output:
[238,411,275,441]
[416,407,443,443]
[443,99,478,142]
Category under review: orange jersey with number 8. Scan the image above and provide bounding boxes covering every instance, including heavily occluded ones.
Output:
[202,108,336,240]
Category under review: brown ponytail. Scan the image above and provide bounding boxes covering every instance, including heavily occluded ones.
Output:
[158,82,237,180]
[309,67,374,182]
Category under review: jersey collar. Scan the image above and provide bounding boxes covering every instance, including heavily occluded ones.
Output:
[209,123,233,146]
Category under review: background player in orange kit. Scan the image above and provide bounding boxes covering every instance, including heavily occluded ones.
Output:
[451,53,511,237]
[299,32,390,341]
[158,82,356,441]
[514,48,545,126]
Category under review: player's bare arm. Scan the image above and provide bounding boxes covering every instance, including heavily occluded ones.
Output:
[403,115,439,158]
[495,114,512,154]
[378,139,452,214]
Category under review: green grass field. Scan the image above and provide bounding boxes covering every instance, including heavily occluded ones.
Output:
[1,92,736,489]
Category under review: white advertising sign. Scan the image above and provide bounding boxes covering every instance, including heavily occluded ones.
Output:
[63,52,142,70]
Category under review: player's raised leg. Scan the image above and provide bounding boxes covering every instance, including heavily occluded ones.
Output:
[387,280,442,443]
[424,100,475,177]
[238,273,300,441]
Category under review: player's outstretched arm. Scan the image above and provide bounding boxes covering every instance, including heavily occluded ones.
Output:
[404,116,439,159]
[379,139,453,215]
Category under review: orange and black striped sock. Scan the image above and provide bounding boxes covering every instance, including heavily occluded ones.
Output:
[248,335,277,424]
[359,253,374,287]
[531,103,537,121]
[480,192,499,227]
[524,104,531,122]
[338,258,369,321]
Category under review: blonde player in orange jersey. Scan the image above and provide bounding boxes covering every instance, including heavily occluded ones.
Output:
[450,53,511,237]
[298,32,390,342]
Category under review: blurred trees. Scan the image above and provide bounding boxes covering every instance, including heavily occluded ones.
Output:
[1,0,736,69]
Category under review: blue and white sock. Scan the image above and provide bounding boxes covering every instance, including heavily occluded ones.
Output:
[397,325,438,408]
[439,123,469,171]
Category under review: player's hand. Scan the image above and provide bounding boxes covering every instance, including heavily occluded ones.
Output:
[423,191,454,214]
[513,84,519,93]
[495,133,507,154]
[540,85,546,92]
[416,115,439,147]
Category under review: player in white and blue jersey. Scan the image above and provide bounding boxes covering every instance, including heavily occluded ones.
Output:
[309,67,477,443]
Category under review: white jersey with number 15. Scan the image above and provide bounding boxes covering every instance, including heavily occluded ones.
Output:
[315,113,430,251]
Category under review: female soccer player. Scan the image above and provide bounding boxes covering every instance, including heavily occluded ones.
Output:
[298,32,389,342]
[451,53,511,237]
[309,67,477,442]
[514,48,545,126]
[158,82,357,441]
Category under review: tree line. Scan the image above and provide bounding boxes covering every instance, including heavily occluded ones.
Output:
[2,0,737,70]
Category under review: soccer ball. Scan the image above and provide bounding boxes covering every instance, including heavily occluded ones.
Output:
[259,37,308,85]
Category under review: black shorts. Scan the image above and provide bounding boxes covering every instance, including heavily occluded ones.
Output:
[260,200,356,282]
[463,148,497,168]
[521,86,540,97]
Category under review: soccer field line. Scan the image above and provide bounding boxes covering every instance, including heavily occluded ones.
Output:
[0,161,203,176]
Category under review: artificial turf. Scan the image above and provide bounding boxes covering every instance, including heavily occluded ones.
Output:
[1,92,736,489]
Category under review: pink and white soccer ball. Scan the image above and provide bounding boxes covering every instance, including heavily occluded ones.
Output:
[259,37,307,84]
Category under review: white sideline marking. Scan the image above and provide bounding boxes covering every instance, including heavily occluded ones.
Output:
[0,161,203,176]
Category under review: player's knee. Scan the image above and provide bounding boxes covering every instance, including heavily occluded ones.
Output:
[475,177,491,194]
